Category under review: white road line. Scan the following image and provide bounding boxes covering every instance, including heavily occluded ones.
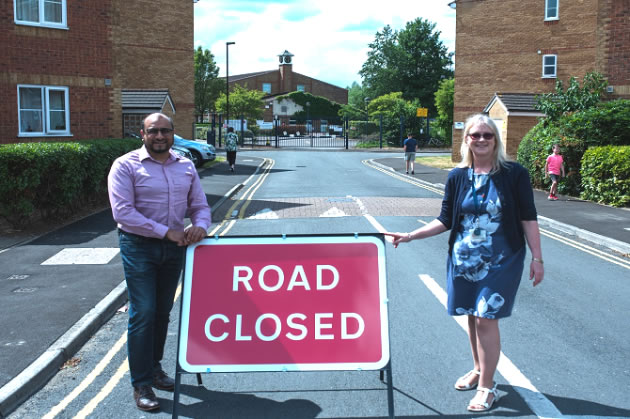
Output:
[41,248,120,265]
[362,213,563,419]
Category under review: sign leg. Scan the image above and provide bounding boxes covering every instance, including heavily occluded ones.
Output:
[172,371,182,419]
[386,362,395,419]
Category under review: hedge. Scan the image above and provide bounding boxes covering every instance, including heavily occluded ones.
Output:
[517,99,630,198]
[580,145,630,207]
[0,138,141,228]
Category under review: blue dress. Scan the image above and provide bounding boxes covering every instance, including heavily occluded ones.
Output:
[446,168,525,319]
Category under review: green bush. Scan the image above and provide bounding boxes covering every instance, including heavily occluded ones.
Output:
[580,145,630,207]
[517,99,630,198]
[0,138,140,228]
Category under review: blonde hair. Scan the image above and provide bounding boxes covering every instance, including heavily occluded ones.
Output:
[458,114,510,172]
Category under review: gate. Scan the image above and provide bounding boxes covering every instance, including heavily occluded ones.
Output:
[243,116,347,149]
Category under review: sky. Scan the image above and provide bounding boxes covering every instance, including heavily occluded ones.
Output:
[194,0,456,89]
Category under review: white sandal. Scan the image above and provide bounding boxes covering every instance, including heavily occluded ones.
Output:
[454,369,480,391]
[467,383,501,412]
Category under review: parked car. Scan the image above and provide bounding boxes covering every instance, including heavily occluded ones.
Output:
[174,134,216,167]
[171,145,194,161]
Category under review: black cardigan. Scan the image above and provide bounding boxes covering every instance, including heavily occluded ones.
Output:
[437,161,538,255]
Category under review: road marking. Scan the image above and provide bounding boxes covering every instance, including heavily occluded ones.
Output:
[361,213,562,419]
[540,229,630,270]
[248,208,279,219]
[41,248,119,265]
[43,332,127,419]
[43,285,184,417]
[319,207,347,217]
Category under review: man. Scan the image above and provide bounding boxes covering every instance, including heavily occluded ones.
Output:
[403,132,418,175]
[108,113,211,411]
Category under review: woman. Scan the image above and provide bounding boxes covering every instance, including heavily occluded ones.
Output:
[385,114,544,412]
[225,127,238,172]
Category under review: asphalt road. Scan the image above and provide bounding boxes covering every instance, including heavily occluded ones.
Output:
[6,150,630,418]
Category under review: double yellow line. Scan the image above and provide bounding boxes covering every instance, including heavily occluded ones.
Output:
[362,159,445,195]
[210,157,276,237]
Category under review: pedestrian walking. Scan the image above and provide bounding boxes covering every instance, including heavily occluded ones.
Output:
[544,144,565,200]
[385,113,544,412]
[403,132,417,174]
[107,113,211,412]
[225,126,239,172]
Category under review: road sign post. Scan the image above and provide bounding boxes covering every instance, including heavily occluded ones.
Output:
[173,234,393,418]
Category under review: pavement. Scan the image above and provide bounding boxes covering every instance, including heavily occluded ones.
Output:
[0,151,629,417]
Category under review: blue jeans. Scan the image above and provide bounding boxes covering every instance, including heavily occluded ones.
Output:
[118,230,184,387]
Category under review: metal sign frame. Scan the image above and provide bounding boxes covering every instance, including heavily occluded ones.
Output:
[172,233,394,418]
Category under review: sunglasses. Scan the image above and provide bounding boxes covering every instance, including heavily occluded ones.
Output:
[145,128,174,135]
[468,132,495,140]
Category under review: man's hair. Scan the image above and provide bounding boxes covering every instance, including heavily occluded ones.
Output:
[141,113,174,130]
[227,127,234,133]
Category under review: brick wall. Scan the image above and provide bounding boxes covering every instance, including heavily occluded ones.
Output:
[452,0,601,159]
[0,0,114,143]
[602,0,630,97]
[111,0,195,139]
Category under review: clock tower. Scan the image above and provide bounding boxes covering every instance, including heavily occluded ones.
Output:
[278,50,294,93]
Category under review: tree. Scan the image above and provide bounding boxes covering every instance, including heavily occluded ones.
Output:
[535,71,608,122]
[215,84,265,127]
[194,46,223,121]
[434,78,454,144]
[359,18,453,113]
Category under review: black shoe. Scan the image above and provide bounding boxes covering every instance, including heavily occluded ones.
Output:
[152,369,175,391]
[133,385,160,411]
[411,170,414,175]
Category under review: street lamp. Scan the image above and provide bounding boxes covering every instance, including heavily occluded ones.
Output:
[226,41,235,128]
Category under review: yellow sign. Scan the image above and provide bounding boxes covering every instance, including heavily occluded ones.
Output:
[416,108,428,117]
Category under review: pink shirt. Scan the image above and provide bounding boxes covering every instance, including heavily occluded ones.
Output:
[546,154,564,175]
[107,146,211,239]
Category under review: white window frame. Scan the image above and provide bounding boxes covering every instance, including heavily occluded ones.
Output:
[14,0,68,29]
[262,83,271,94]
[542,54,557,78]
[17,84,71,137]
[297,84,305,92]
[545,0,558,20]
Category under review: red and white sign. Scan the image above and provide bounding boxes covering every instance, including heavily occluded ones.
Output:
[178,235,389,373]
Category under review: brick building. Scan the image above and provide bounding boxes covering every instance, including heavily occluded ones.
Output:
[0,0,196,144]
[228,50,348,122]
[449,0,630,158]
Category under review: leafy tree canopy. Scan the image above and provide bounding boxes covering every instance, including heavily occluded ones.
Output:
[359,18,453,114]
[434,78,454,144]
[535,71,608,122]
[215,85,265,125]
[194,47,223,119]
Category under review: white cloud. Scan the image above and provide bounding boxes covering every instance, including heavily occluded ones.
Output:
[194,0,455,88]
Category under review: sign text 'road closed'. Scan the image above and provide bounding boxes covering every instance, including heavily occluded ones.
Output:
[178,235,389,372]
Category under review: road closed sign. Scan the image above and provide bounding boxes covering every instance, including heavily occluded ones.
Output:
[177,235,389,373]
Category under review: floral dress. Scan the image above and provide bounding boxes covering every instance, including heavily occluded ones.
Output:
[446,168,525,319]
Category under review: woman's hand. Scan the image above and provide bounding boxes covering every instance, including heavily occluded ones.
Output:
[383,232,411,248]
[529,259,544,286]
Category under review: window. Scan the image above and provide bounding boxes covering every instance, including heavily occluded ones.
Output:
[14,0,67,28]
[297,84,305,92]
[18,85,70,136]
[542,55,557,78]
[545,0,558,20]
[262,83,271,94]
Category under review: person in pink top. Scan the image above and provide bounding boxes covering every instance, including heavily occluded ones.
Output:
[108,113,211,412]
[544,144,565,201]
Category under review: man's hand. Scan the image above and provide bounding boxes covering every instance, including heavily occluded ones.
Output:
[165,229,186,246]
[184,226,207,245]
